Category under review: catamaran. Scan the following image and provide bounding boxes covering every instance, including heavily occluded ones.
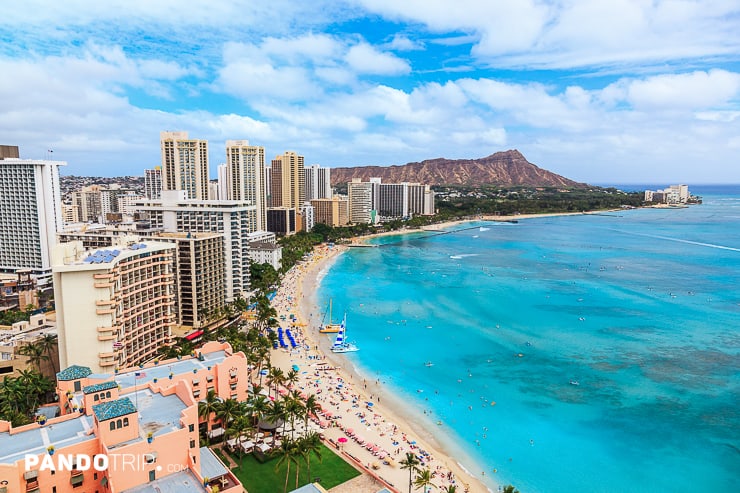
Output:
[319,299,343,333]
[331,315,358,353]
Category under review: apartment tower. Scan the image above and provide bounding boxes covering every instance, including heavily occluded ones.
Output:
[144,167,163,199]
[226,140,268,231]
[160,131,209,200]
[270,151,305,210]
[305,164,331,200]
[0,151,65,279]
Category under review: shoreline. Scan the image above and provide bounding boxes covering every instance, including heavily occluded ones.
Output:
[269,244,492,493]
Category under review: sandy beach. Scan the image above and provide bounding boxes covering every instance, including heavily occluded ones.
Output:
[268,244,492,493]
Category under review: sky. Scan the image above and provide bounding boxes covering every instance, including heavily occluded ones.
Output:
[1,1,739,184]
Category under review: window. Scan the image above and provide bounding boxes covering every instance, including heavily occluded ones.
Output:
[109,422,115,431]
[190,439,196,448]
[106,391,111,398]
[94,394,99,401]
[123,417,129,427]
[188,424,195,432]
[116,419,122,429]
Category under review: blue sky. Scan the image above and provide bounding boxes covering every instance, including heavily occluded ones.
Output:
[1,0,739,184]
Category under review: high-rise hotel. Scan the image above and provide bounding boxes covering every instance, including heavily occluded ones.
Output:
[0,146,65,282]
[160,131,209,200]
[225,140,268,231]
[52,239,176,373]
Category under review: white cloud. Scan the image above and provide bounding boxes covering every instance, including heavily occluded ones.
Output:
[384,34,425,51]
[622,70,740,110]
[345,43,411,75]
[217,61,321,101]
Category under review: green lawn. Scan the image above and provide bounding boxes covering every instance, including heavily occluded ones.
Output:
[227,443,361,493]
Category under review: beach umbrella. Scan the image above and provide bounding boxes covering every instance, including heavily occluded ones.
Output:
[338,437,348,443]
[366,401,374,407]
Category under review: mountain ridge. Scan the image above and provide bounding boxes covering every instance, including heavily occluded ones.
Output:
[329,149,586,188]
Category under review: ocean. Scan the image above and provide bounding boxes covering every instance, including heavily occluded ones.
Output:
[316,185,740,493]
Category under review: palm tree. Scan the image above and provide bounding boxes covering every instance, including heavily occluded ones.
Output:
[226,414,253,459]
[38,333,58,374]
[263,399,285,448]
[274,439,300,493]
[18,343,47,372]
[197,389,221,446]
[215,398,241,442]
[400,452,421,493]
[267,366,285,399]
[502,486,520,493]
[303,394,320,434]
[247,394,270,427]
[413,468,436,492]
[285,368,299,389]
[298,431,322,485]
[283,395,304,441]
[440,486,457,493]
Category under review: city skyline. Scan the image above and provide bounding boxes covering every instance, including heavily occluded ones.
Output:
[1,1,739,183]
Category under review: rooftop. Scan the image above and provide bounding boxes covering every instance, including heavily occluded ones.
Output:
[121,469,207,493]
[57,365,92,381]
[92,397,137,422]
[0,415,94,465]
[113,350,228,390]
[199,446,230,480]
[133,388,187,437]
[83,380,119,394]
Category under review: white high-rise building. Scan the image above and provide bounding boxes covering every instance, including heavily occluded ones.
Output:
[305,164,331,200]
[144,168,162,199]
[0,155,65,279]
[226,140,267,231]
[160,131,209,200]
[347,179,375,224]
[136,191,258,301]
[217,163,230,201]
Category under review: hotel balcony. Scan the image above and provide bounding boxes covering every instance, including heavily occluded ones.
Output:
[96,307,116,315]
[93,273,114,280]
[94,281,114,288]
[97,325,121,333]
[95,299,116,306]
[98,333,116,341]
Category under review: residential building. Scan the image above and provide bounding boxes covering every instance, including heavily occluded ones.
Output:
[217,162,230,201]
[644,184,691,204]
[160,131,210,200]
[270,151,305,210]
[266,207,297,235]
[311,197,350,227]
[144,167,162,199]
[248,241,283,271]
[377,183,408,220]
[305,164,331,200]
[347,179,376,224]
[0,154,65,281]
[226,140,268,231]
[300,202,315,232]
[0,313,57,378]
[0,341,245,493]
[52,239,176,373]
[136,191,258,301]
[153,232,226,329]
[72,185,103,223]
[61,204,80,224]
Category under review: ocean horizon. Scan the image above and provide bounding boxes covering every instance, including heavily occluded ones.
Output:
[316,185,740,492]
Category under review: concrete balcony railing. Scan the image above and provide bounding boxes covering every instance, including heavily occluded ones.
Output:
[98,334,116,341]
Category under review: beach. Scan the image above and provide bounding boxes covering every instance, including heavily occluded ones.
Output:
[268,243,491,493]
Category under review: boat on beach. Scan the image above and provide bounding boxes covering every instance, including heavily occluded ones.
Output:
[319,299,343,333]
[331,315,359,353]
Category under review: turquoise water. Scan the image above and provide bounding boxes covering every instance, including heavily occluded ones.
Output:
[317,188,740,493]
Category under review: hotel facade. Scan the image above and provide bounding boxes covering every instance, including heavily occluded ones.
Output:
[0,342,246,493]
[52,240,176,374]
[0,153,65,279]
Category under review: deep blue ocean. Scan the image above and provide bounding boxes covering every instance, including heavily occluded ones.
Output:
[317,185,740,492]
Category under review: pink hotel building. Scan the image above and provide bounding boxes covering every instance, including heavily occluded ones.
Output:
[0,342,247,493]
